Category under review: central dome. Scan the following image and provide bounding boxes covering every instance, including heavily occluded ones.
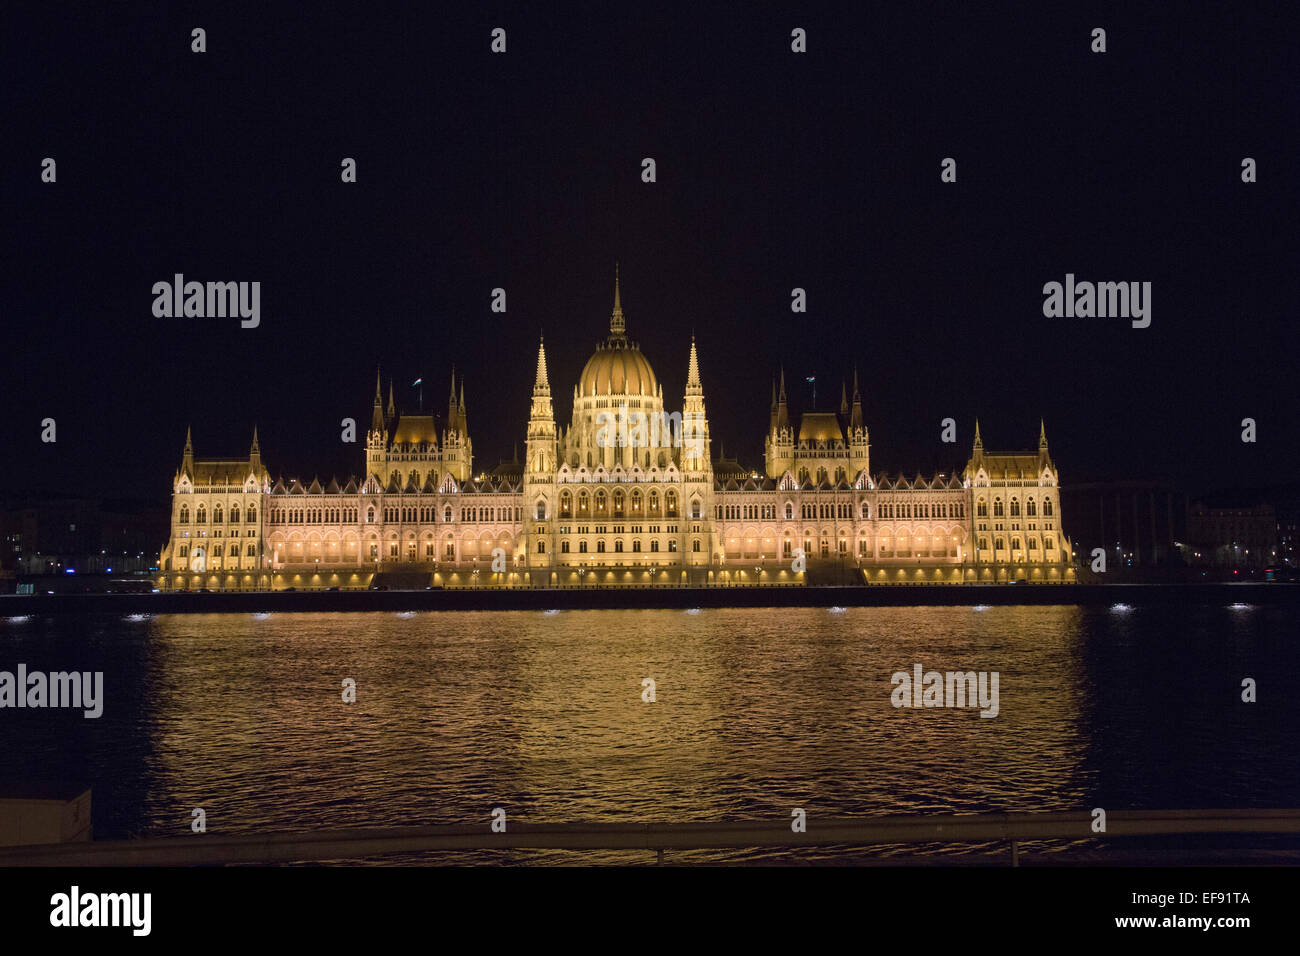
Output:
[578,266,658,397]
[580,343,657,397]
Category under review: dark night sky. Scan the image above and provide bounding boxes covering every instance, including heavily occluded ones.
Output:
[4,2,1296,500]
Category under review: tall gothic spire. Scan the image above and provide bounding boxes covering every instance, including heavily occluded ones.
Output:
[686,335,701,391]
[386,379,396,420]
[534,336,550,392]
[850,367,863,431]
[609,263,626,341]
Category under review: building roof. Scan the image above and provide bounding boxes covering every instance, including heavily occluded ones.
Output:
[798,412,844,444]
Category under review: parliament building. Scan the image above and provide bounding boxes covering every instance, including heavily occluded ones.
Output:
[156,274,1076,590]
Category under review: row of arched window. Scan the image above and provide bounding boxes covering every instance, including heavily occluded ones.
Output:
[179,504,257,524]
[976,497,1055,518]
[556,488,681,519]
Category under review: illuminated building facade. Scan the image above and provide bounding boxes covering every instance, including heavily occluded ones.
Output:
[157,274,1075,590]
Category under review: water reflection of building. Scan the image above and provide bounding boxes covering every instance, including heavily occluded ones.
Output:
[156,273,1075,591]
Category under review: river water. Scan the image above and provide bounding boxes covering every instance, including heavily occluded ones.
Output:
[2,604,1296,864]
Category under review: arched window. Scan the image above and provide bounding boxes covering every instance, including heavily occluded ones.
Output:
[1026,498,1037,516]
[560,491,572,518]
[1045,536,1055,549]
[597,540,606,553]
[613,489,625,516]
[977,500,988,517]
[649,490,660,515]
[785,502,794,520]
[995,537,1005,550]
[666,490,678,517]
[561,540,570,553]
[692,539,701,552]
[537,540,546,553]
[630,489,642,512]
[690,499,701,519]
[230,505,240,523]
[615,540,623,552]
[213,506,223,523]
[1044,499,1054,516]
[197,506,207,524]
[536,500,547,520]
[1010,499,1021,517]
[247,506,256,523]
[860,502,869,519]
[993,498,1005,517]
[179,505,190,524]
[578,491,590,515]
[367,507,376,523]
[246,543,256,556]
[443,506,452,523]
[595,489,607,512]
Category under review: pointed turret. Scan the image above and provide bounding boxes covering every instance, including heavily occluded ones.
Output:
[972,419,984,467]
[249,426,261,469]
[182,426,194,473]
[1039,418,1048,449]
[777,367,790,430]
[386,379,396,424]
[526,335,557,476]
[686,335,702,393]
[370,366,385,435]
[850,367,864,431]
[682,336,710,472]
[534,335,551,393]
[446,369,459,433]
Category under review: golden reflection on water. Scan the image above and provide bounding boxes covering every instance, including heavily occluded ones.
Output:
[142,607,1091,842]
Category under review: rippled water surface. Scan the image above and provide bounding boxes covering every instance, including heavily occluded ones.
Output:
[3,605,1297,863]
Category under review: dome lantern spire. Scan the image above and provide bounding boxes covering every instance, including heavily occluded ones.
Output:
[608,262,627,342]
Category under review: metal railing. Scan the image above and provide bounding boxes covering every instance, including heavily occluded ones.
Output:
[2,809,1296,866]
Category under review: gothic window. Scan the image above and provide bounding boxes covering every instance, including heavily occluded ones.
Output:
[649,490,660,515]
[630,489,642,512]
[1010,498,1021,517]
[1026,498,1037,516]
[367,507,376,523]
[1045,536,1055,550]
[537,540,546,553]
[579,491,590,516]
[650,540,659,552]
[561,492,572,518]
[444,506,452,522]
[690,500,701,520]
[595,490,607,512]
[613,490,625,516]
[597,541,606,553]
[179,505,190,524]
[615,540,624,553]
[579,541,588,553]
[197,506,207,524]
[1044,499,1054,516]
[536,500,547,520]
[995,537,1005,550]
[692,539,700,552]
[666,490,678,517]
[993,498,1005,517]
[668,540,677,552]
[246,543,255,556]
[860,503,869,519]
